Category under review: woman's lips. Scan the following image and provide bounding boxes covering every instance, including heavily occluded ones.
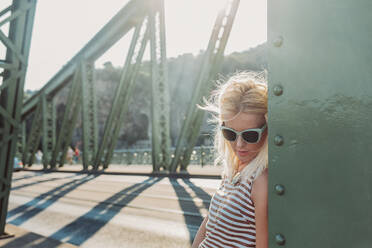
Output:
[237,151,249,156]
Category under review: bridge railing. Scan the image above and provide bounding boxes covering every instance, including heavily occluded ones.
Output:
[111,146,215,166]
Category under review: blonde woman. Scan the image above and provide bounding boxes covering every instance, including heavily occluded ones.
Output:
[192,72,268,248]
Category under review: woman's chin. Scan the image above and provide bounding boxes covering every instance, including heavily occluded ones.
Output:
[238,153,258,164]
[238,156,251,164]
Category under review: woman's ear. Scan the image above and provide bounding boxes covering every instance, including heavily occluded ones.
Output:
[264,113,268,123]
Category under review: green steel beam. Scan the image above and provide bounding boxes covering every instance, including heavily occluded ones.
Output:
[21,0,151,119]
[22,101,42,166]
[0,0,37,234]
[103,29,149,169]
[21,121,26,156]
[149,0,171,172]
[50,67,82,169]
[170,0,240,172]
[41,93,56,169]
[93,18,148,170]
[268,0,372,247]
[81,61,98,170]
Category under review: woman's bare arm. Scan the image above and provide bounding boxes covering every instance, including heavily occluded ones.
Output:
[252,169,268,248]
[191,215,208,248]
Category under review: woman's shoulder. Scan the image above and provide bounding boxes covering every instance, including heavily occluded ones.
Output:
[255,168,268,181]
[251,168,268,204]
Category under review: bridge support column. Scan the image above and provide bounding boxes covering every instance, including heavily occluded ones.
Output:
[0,0,37,235]
[81,61,98,170]
[22,102,42,166]
[268,0,372,246]
[41,93,56,169]
[149,0,171,172]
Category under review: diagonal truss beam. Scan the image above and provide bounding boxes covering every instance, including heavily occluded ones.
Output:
[0,29,27,65]
[170,0,240,172]
[103,27,150,169]
[0,69,25,91]
[93,17,149,170]
[22,0,151,119]
[50,67,82,169]
[0,2,34,28]
[0,105,18,127]
[22,101,42,166]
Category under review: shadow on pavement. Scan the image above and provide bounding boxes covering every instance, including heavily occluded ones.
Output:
[11,174,78,191]
[169,178,206,245]
[11,172,46,182]
[181,178,212,210]
[0,233,44,248]
[39,177,162,246]
[0,230,76,248]
[7,174,98,225]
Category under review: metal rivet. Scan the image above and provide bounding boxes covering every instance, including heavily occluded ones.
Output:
[274,135,284,146]
[273,36,283,47]
[275,234,286,245]
[275,184,285,195]
[273,85,283,96]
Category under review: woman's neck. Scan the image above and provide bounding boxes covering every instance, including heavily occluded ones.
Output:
[237,161,247,172]
[237,156,255,172]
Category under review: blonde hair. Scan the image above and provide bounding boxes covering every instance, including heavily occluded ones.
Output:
[200,71,268,182]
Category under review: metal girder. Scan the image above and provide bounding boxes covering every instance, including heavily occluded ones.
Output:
[22,101,42,166]
[170,0,240,172]
[20,121,26,156]
[149,0,171,172]
[50,67,82,169]
[93,18,149,170]
[268,1,372,247]
[81,61,98,170]
[21,0,151,119]
[103,28,149,169]
[41,93,56,169]
[0,0,37,234]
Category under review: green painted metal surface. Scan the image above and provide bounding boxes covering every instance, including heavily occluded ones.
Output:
[20,122,26,156]
[50,67,82,169]
[268,0,372,247]
[0,0,37,234]
[22,101,42,166]
[103,23,149,169]
[170,0,240,172]
[149,0,171,172]
[41,93,56,169]
[93,18,148,170]
[81,61,98,170]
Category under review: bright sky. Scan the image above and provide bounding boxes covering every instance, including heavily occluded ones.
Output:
[14,0,266,90]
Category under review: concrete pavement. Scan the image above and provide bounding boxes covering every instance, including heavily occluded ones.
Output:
[3,169,221,247]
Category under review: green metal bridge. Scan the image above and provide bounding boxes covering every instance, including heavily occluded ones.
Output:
[0,0,372,247]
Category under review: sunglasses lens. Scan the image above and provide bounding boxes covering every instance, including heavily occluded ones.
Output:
[222,129,236,141]
[242,131,259,143]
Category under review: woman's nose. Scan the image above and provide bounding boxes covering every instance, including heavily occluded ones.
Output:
[236,135,245,147]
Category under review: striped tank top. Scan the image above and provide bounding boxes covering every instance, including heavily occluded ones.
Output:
[199,174,256,248]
